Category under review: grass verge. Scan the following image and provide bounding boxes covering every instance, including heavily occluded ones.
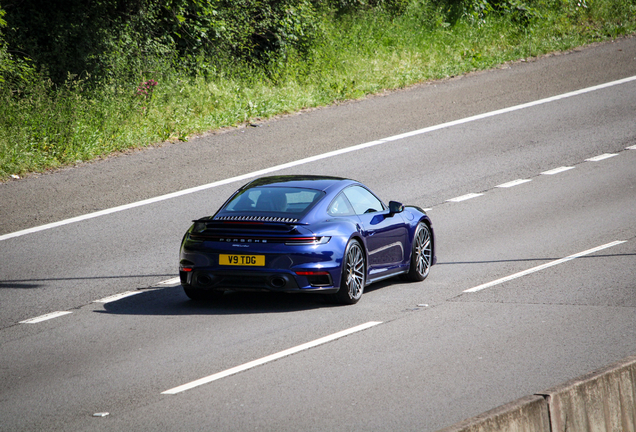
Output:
[1,0,635,180]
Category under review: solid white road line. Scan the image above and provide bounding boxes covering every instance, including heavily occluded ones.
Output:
[463,240,626,293]
[2,75,635,243]
[161,321,383,395]
[586,153,618,162]
[496,179,532,188]
[19,311,73,324]
[446,193,484,203]
[541,166,575,175]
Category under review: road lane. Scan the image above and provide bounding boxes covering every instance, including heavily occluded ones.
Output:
[3,74,635,243]
[2,37,635,236]
[0,137,634,431]
[3,75,635,328]
[88,149,634,431]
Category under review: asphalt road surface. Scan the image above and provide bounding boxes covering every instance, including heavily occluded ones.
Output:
[1,36,635,431]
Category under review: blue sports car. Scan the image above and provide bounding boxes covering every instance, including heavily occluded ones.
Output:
[179,175,435,304]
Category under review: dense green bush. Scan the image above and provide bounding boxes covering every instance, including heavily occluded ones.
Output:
[1,0,635,179]
[1,0,328,86]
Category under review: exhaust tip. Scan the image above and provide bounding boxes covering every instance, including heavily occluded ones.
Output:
[196,274,214,287]
[269,276,287,289]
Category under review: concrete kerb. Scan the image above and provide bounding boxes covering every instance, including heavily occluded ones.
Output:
[537,353,636,432]
[436,395,550,432]
[438,354,636,432]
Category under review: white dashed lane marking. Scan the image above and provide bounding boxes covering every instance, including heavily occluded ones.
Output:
[463,241,627,293]
[496,179,532,188]
[93,291,143,304]
[161,321,383,395]
[541,166,575,175]
[446,193,484,203]
[153,277,181,286]
[19,311,73,324]
[450,148,629,207]
[586,153,618,162]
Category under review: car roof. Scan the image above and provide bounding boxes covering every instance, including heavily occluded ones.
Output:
[243,175,356,192]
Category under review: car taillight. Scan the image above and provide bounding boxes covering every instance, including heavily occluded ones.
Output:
[285,236,330,245]
[179,267,193,285]
[295,270,330,276]
[295,270,332,287]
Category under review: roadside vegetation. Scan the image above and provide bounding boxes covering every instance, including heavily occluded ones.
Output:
[1,0,635,180]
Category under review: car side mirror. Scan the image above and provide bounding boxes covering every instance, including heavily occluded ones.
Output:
[388,201,404,214]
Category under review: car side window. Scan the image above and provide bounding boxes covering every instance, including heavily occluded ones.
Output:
[343,186,384,215]
[328,192,355,216]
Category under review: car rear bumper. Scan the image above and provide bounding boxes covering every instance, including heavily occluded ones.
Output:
[180,268,339,294]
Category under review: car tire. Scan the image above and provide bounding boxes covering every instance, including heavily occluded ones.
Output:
[405,222,432,282]
[183,286,224,301]
[333,239,366,305]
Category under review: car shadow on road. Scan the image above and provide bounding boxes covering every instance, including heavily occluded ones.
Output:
[0,281,43,289]
[0,274,177,290]
[96,278,393,316]
[97,285,333,316]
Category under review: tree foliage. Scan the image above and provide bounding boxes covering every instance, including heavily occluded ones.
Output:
[430,0,541,25]
[0,0,418,88]
[1,0,551,90]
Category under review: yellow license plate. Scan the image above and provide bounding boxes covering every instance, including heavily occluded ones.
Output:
[219,254,265,266]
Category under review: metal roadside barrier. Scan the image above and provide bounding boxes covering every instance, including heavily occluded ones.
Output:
[438,354,636,432]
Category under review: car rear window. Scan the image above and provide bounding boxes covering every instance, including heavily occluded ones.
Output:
[223,187,324,215]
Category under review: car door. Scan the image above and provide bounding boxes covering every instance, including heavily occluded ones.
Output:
[342,186,408,272]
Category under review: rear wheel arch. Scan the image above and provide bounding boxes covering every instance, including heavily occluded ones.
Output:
[404,220,433,282]
[419,218,434,256]
[349,233,368,266]
[332,238,366,305]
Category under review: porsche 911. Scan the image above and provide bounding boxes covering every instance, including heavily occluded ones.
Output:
[179,175,435,304]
